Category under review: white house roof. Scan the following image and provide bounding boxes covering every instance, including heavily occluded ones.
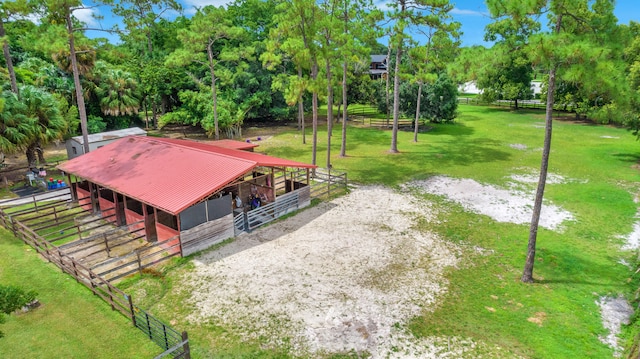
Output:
[70,127,147,145]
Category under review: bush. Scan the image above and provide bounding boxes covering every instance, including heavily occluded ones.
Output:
[0,285,38,339]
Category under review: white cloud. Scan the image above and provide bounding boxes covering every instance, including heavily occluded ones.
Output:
[181,0,235,15]
[374,0,393,11]
[450,7,488,17]
[73,6,99,27]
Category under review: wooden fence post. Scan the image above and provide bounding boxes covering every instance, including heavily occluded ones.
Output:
[104,233,110,257]
[182,331,191,359]
[137,251,142,275]
[72,260,79,283]
[127,295,136,327]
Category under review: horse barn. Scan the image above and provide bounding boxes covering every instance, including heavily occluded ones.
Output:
[57,136,317,257]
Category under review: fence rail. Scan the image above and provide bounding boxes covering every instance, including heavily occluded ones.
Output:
[246,190,300,231]
[0,202,190,358]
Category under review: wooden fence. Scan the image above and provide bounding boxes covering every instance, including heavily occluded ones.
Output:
[293,168,348,200]
[90,235,182,282]
[457,97,580,113]
[0,200,190,358]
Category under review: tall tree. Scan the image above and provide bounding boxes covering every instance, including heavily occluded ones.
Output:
[408,22,459,142]
[42,0,109,154]
[337,0,380,157]
[167,5,247,140]
[113,0,181,56]
[486,0,620,283]
[113,0,181,128]
[267,0,322,165]
[478,11,539,109]
[386,0,455,153]
[0,0,35,95]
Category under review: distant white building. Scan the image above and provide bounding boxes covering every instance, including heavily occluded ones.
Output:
[458,81,543,96]
[66,127,147,160]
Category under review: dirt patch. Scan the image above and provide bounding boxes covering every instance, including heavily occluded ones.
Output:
[527,312,547,327]
[404,176,573,231]
[597,296,634,357]
[182,186,498,357]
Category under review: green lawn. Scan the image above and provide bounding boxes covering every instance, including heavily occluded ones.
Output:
[237,104,639,357]
[0,227,160,359]
[6,104,639,358]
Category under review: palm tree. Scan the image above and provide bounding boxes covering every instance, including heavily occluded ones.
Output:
[94,67,141,117]
[0,90,36,159]
[19,85,66,165]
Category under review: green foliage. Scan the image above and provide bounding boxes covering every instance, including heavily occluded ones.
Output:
[0,284,37,314]
[398,72,458,123]
[87,114,107,133]
[0,283,37,338]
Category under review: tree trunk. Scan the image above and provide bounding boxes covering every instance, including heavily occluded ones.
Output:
[385,43,392,126]
[66,8,90,155]
[340,59,348,158]
[326,59,333,169]
[152,101,158,129]
[390,35,403,153]
[514,98,519,110]
[522,14,563,283]
[414,82,423,142]
[26,145,36,167]
[207,43,220,140]
[311,60,319,166]
[0,18,19,95]
[298,66,306,144]
[143,96,149,128]
[36,141,45,164]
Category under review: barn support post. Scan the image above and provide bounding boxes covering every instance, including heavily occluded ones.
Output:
[283,170,287,193]
[143,204,158,242]
[270,168,275,201]
[113,192,126,226]
[67,173,77,201]
[88,182,99,213]
[176,216,185,257]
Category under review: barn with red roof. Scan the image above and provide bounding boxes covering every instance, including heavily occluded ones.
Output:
[58,136,316,256]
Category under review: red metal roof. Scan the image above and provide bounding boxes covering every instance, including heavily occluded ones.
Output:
[209,138,259,150]
[58,136,315,215]
[152,137,317,169]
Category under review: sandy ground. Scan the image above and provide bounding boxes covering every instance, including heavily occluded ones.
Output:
[404,175,574,231]
[184,186,485,358]
[181,174,632,357]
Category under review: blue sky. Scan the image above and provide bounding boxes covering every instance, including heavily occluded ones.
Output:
[80,0,640,47]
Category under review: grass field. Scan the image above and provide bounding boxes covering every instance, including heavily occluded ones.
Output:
[114,104,640,358]
[3,103,639,358]
[0,227,160,358]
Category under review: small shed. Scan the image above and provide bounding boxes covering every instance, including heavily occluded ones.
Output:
[58,136,316,256]
[66,127,147,160]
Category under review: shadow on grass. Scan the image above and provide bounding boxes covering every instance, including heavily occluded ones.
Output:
[611,152,640,164]
[534,247,628,288]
